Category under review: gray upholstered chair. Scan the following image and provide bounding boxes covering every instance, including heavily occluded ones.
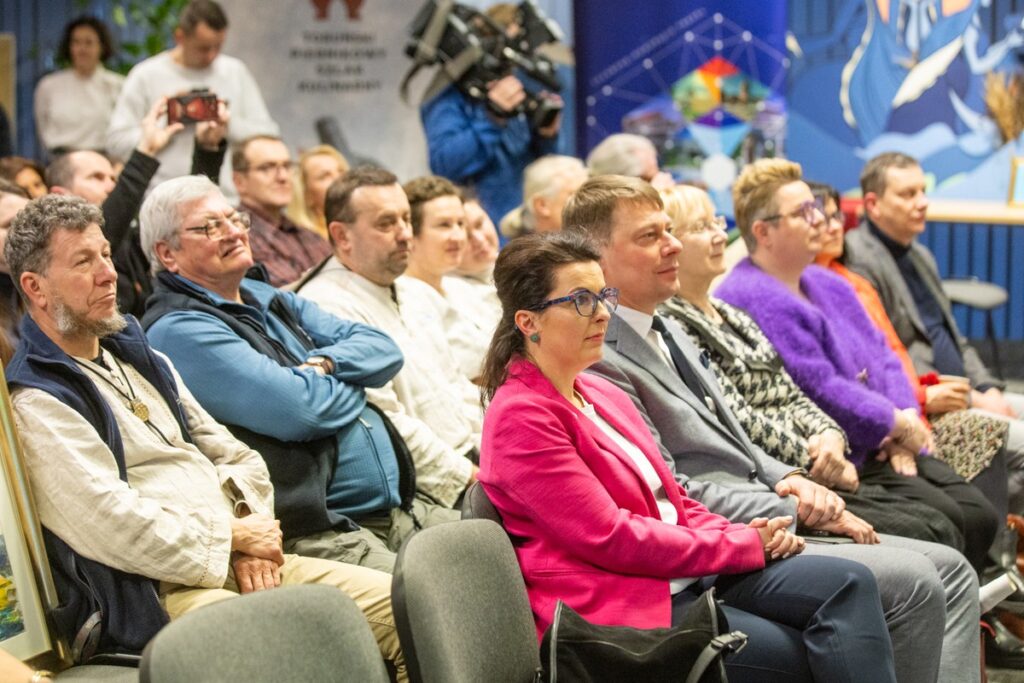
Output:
[392,519,542,683]
[55,665,138,681]
[139,584,389,683]
[942,278,1008,379]
[459,480,503,524]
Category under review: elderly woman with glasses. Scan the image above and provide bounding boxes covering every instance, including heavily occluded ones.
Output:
[479,230,898,683]
[657,183,965,548]
[714,158,999,575]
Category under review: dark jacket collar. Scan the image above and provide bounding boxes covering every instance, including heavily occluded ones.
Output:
[867,219,911,258]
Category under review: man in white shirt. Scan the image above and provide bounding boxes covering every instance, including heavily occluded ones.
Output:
[106,0,278,197]
[3,194,403,675]
[296,167,480,508]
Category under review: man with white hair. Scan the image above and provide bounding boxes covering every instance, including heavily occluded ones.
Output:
[586,133,674,189]
[139,175,458,574]
[499,154,587,239]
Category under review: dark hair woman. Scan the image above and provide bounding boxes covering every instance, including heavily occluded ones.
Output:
[478,230,896,683]
[34,16,124,154]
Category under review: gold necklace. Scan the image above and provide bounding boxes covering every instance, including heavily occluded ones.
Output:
[91,352,151,421]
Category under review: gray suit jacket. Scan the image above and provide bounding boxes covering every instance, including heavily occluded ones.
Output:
[587,312,798,522]
[843,223,1001,389]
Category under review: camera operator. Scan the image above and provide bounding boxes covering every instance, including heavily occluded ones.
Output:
[420,4,563,228]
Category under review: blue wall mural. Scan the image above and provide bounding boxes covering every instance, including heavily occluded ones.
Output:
[788,0,1024,198]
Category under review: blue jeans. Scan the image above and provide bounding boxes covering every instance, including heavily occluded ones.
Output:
[671,555,895,683]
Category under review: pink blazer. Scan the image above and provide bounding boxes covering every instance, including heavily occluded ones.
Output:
[480,359,764,637]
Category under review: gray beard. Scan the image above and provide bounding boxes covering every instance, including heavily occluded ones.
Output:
[53,297,127,340]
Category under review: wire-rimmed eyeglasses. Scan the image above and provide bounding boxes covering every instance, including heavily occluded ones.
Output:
[182,212,252,240]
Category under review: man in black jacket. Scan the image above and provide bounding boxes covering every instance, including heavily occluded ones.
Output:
[46,97,228,317]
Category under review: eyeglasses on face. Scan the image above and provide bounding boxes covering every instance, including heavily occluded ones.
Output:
[243,161,299,177]
[685,215,727,234]
[762,197,825,225]
[182,212,252,240]
[530,287,620,317]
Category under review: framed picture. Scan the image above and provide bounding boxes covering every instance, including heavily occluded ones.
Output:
[1010,157,1024,206]
[0,366,67,665]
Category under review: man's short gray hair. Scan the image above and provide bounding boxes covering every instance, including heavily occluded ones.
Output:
[524,155,587,203]
[5,195,104,300]
[586,134,656,178]
[44,153,77,189]
[140,175,221,274]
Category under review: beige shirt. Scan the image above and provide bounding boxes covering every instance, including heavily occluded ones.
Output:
[11,348,273,588]
[34,67,124,151]
[431,276,493,382]
[445,272,502,348]
[298,259,478,507]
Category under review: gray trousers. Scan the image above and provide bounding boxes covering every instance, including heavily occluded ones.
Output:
[803,534,979,683]
[284,496,461,574]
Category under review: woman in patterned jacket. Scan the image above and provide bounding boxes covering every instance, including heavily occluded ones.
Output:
[657,184,961,548]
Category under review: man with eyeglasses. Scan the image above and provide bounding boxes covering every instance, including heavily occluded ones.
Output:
[140,174,459,577]
[569,174,981,683]
[232,135,330,287]
[297,167,484,509]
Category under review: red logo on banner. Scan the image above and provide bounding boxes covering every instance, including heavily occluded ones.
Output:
[310,0,365,21]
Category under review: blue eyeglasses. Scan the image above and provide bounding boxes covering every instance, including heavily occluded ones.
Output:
[529,287,620,317]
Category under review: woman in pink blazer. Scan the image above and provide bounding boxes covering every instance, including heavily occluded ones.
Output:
[478,231,896,683]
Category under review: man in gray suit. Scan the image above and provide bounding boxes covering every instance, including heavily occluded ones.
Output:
[845,151,1024,511]
[566,174,979,683]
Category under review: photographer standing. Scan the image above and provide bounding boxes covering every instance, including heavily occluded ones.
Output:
[106,0,278,199]
[420,5,563,228]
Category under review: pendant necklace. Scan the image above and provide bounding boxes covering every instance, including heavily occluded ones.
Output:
[90,351,151,421]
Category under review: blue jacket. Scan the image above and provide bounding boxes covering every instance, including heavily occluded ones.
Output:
[421,84,557,226]
[6,315,174,660]
[143,274,408,524]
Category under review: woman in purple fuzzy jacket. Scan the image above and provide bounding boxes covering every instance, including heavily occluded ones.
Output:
[715,158,999,572]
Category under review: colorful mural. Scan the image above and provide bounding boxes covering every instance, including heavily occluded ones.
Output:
[788,0,1024,198]
[0,533,24,642]
[575,1,788,215]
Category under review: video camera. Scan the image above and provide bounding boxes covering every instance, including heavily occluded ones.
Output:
[405,0,565,131]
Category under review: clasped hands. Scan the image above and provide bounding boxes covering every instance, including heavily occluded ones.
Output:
[775,474,879,544]
[748,516,803,561]
[875,408,934,477]
[230,513,284,594]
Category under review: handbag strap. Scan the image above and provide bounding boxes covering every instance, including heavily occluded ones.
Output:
[683,630,749,683]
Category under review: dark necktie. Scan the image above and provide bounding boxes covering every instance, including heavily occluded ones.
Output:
[651,316,754,471]
[650,315,712,408]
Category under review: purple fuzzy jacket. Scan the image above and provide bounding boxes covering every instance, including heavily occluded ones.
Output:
[716,259,918,464]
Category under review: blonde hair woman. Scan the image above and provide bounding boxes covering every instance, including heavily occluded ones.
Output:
[288,145,349,239]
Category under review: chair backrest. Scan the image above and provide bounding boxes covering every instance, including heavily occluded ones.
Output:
[459,480,504,524]
[139,585,389,683]
[392,519,541,683]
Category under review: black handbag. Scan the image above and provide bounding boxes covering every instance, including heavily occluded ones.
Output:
[540,588,747,683]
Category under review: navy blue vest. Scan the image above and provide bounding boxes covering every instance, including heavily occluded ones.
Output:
[5,315,180,661]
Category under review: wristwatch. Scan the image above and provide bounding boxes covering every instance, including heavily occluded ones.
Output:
[305,356,333,375]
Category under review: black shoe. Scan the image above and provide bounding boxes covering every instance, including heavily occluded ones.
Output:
[985,614,1024,669]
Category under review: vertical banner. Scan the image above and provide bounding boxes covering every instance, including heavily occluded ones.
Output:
[221,0,429,181]
[574,1,787,212]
